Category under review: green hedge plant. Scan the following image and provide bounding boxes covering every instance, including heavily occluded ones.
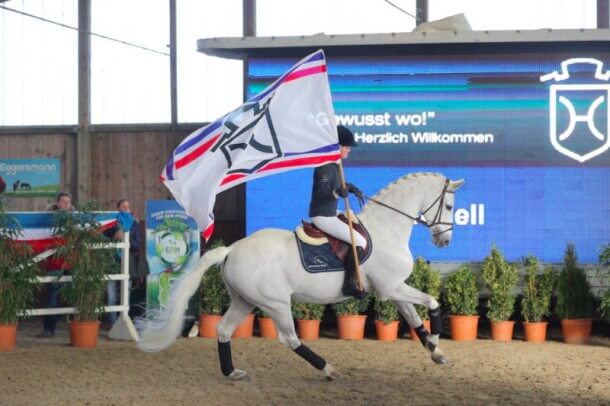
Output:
[597,243,610,322]
[444,264,479,316]
[333,295,370,316]
[373,295,399,325]
[481,245,519,322]
[0,196,40,325]
[55,201,117,322]
[291,301,325,320]
[407,257,441,320]
[521,254,557,322]
[556,243,594,319]
[199,240,230,315]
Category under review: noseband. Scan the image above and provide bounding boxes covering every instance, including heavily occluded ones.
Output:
[363,178,454,237]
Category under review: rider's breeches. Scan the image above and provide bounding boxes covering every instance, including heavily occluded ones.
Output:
[311,215,367,248]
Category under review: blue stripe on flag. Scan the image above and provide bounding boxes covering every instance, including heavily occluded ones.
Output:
[283,143,339,156]
[175,119,223,155]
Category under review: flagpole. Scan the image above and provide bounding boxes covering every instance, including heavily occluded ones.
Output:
[337,160,364,292]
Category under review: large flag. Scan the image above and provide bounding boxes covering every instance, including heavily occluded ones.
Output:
[161,50,341,240]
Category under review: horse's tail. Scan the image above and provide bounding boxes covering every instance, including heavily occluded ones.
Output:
[137,246,231,352]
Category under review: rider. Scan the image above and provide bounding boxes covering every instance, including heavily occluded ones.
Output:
[309,125,367,299]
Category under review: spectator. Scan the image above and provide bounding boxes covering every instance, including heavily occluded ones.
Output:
[104,198,142,327]
[37,191,74,338]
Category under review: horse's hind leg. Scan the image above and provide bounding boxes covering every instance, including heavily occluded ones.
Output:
[216,295,254,381]
[263,303,338,380]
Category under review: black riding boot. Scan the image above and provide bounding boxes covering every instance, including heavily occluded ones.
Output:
[342,247,366,299]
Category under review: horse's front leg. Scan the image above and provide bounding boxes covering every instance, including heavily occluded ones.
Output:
[389,284,447,365]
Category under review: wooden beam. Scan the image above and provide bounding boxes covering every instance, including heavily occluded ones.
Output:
[77,0,91,203]
[169,0,178,128]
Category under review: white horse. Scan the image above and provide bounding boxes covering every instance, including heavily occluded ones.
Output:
[138,172,464,381]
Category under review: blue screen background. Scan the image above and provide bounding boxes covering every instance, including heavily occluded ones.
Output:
[245,47,610,263]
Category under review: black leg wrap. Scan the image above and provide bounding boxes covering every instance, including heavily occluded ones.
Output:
[429,307,442,335]
[414,325,429,348]
[218,341,234,376]
[294,344,327,370]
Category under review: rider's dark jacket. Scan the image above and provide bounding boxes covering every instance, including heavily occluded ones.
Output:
[308,163,340,217]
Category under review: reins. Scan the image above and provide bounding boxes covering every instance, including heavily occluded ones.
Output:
[362,178,454,237]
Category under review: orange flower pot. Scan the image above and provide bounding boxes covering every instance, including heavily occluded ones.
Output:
[0,324,17,352]
[257,317,277,339]
[375,320,399,341]
[561,318,592,344]
[199,314,222,338]
[232,313,254,338]
[448,315,479,341]
[523,321,547,343]
[490,320,514,342]
[297,319,321,340]
[336,315,367,340]
[409,319,431,342]
[70,321,100,348]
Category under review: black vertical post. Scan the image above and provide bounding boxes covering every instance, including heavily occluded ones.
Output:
[416,0,428,26]
[598,0,609,28]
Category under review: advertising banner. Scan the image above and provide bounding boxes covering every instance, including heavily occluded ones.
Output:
[0,158,61,197]
[145,200,200,319]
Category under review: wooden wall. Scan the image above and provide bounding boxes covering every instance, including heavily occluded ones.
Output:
[0,128,245,245]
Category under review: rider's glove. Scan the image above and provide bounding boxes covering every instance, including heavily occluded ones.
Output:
[347,183,363,199]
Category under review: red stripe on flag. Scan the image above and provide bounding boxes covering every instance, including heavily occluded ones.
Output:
[219,154,341,190]
[175,133,222,170]
[259,154,341,172]
[220,173,246,186]
[284,65,327,83]
[202,222,215,242]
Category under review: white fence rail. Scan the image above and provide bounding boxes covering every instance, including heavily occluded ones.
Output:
[28,232,139,341]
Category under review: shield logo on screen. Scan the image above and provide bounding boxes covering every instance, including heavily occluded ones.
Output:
[541,58,610,163]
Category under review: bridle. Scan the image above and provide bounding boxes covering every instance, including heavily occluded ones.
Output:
[362,178,454,237]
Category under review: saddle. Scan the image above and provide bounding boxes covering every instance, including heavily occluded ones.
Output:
[294,213,372,273]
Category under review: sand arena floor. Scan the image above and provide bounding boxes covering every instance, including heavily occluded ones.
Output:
[0,319,609,406]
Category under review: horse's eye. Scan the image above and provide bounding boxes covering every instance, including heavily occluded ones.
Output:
[445,204,452,210]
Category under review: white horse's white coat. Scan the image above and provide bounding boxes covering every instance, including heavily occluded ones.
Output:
[139,173,464,376]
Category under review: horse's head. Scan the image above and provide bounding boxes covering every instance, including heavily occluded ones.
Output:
[420,177,464,248]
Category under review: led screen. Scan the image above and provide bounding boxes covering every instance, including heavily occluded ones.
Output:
[245,43,610,263]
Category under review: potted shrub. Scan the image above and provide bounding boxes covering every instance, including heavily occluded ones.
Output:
[291,301,325,340]
[0,197,40,351]
[556,243,594,344]
[444,264,479,341]
[255,307,277,339]
[373,295,400,341]
[54,202,116,348]
[597,243,610,327]
[481,245,519,341]
[406,257,441,342]
[521,254,557,342]
[198,241,230,338]
[333,295,370,340]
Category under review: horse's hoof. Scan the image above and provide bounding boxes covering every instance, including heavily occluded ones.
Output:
[228,369,251,381]
[431,349,448,365]
[322,364,340,381]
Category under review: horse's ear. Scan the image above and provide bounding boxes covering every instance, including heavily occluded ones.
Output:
[449,179,465,191]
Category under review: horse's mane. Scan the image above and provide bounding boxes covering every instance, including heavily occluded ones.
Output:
[364,172,444,210]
